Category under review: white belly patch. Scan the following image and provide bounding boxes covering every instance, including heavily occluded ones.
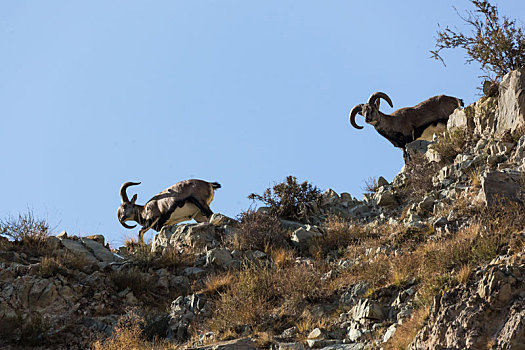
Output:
[165,202,201,226]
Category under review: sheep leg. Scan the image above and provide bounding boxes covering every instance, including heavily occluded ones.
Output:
[138,218,160,244]
[193,211,208,222]
[187,196,214,219]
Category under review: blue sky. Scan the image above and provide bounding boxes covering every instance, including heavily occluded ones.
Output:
[1,1,524,246]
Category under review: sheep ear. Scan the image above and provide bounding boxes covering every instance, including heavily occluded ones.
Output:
[131,194,137,204]
[375,100,381,109]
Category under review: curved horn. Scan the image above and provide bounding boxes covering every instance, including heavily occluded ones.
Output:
[367,92,393,109]
[120,182,141,203]
[119,220,137,229]
[349,104,364,129]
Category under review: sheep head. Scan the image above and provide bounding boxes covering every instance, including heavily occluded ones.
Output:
[117,181,141,229]
[349,92,394,129]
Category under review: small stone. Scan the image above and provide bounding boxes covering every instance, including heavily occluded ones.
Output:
[377,176,389,187]
[308,327,323,339]
[383,324,397,343]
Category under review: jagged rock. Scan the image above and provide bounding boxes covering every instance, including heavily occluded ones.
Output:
[205,248,233,267]
[320,344,365,350]
[447,107,474,132]
[168,294,210,342]
[81,238,122,262]
[46,236,61,251]
[59,238,99,264]
[496,68,525,136]
[291,226,322,249]
[406,140,432,156]
[374,187,398,208]
[322,189,340,207]
[377,176,389,187]
[85,234,105,245]
[152,222,219,254]
[474,96,499,135]
[277,342,305,350]
[209,213,237,226]
[416,196,435,215]
[410,262,525,349]
[351,299,386,321]
[383,324,397,343]
[483,80,499,97]
[308,327,323,339]
[432,217,448,229]
[191,337,256,349]
[480,170,525,206]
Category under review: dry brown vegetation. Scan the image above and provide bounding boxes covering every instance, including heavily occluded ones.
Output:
[0,212,53,256]
[92,311,173,350]
[397,152,441,204]
[430,128,468,162]
[227,210,289,252]
[207,262,329,339]
[384,307,430,350]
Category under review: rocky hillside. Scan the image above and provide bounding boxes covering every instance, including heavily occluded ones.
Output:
[2,69,525,349]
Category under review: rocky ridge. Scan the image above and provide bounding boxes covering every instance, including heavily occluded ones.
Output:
[1,69,525,349]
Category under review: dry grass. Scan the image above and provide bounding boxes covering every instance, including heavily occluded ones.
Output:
[200,272,235,296]
[0,212,53,256]
[457,263,473,284]
[430,128,467,162]
[269,247,296,269]
[91,311,173,350]
[331,213,513,306]
[311,216,372,259]
[384,306,429,350]
[227,210,289,253]
[208,262,327,338]
[467,169,482,189]
[39,256,64,277]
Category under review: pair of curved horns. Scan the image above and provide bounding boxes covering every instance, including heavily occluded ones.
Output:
[120,181,141,203]
[349,92,394,129]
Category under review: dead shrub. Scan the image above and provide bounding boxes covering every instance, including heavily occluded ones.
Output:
[397,153,441,204]
[0,212,52,256]
[228,210,289,252]
[362,177,379,195]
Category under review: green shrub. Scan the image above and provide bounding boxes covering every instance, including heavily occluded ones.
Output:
[248,176,322,223]
[431,1,525,81]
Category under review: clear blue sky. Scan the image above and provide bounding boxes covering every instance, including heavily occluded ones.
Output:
[2,1,524,247]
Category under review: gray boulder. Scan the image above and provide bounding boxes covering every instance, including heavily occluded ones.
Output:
[496,68,525,136]
[480,171,525,206]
